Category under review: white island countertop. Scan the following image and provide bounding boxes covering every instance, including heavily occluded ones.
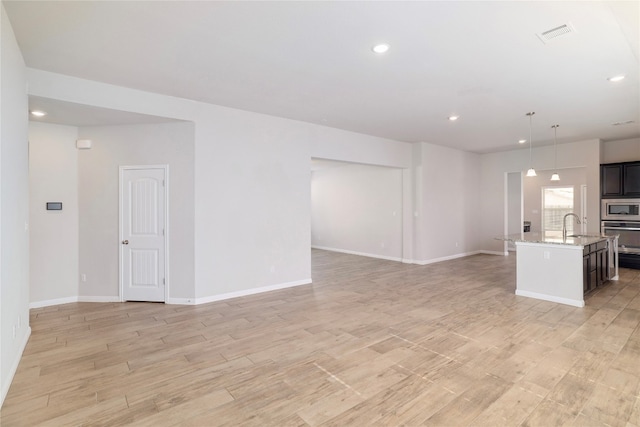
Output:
[498,232,615,247]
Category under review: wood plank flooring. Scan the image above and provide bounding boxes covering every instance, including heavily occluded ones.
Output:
[2,249,640,426]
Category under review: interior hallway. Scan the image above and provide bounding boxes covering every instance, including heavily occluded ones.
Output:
[1,250,640,426]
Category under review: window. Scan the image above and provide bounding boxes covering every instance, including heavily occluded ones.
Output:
[542,186,574,238]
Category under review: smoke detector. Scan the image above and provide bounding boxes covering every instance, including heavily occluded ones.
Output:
[536,23,576,44]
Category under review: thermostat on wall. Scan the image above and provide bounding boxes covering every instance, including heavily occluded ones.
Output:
[46,202,62,211]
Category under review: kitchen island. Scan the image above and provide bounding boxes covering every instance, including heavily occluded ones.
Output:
[498,233,619,307]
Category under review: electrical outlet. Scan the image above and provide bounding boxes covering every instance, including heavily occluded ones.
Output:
[81,273,87,282]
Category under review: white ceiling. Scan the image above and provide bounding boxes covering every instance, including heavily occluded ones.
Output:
[5,1,639,153]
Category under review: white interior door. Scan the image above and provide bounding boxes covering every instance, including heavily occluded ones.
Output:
[120,167,167,302]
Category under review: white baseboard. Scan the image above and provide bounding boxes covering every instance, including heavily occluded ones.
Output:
[1,326,31,406]
[30,296,79,309]
[195,278,312,305]
[313,247,505,266]
[78,296,121,303]
[479,250,509,256]
[515,289,584,308]
[166,297,196,305]
[413,250,483,266]
[311,245,402,262]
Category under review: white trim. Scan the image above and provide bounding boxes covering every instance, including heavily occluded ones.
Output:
[194,279,312,305]
[413,250,483,265]
[1,327,31,405]
[515,289,584,308]
[30,295,154,309]
[30,296,79,309]
[166,298,196,305]
[312,247,506,265]
[311,245,402,262]
[119,165,169,303]
[78,296,121,303]
[479,250,509,256]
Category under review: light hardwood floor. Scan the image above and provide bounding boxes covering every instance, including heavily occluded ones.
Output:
[2,249,640,426]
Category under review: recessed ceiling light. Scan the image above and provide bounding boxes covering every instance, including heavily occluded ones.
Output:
[372,43,390,54]
[448,115,459,121]
[518,139,527,144]
[608,75,625,82]
[30,110,47,117]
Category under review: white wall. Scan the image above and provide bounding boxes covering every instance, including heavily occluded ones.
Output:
[28,122,79,306]
[191,107,312,301]
[77,122,195,302]
[415,142,482,263]
[0,4,30,405]
[25,69,414,303]
[310,125,412,168]
[480,139,601,253]
[601,137,640,163]
[506,172,522,251]
[311,163,403,261]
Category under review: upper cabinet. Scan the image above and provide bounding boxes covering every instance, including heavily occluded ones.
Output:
[601,164,623,197]
[624,163,640,196]
[601,161,640,198]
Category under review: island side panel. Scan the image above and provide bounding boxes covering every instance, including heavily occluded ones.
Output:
[515,242,585,307]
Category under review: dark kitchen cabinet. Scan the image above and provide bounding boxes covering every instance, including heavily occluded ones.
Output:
[624,163,640,196]
[601,161,640,198]
[601,164,622,197]
[583,240,609,293]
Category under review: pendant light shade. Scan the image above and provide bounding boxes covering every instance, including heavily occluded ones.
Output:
[551,124,560,181]
[526,112,536,177]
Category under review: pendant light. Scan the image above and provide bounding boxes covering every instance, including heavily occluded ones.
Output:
[550,124,560,181]
[525,112,537,177]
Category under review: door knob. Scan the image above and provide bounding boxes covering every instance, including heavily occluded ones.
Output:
[122,240,129,245]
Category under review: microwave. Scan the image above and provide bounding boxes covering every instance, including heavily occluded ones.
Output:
[602,199,640,221]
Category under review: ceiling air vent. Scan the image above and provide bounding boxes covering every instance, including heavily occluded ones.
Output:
[536,23,575,44]
[612,120,636,126]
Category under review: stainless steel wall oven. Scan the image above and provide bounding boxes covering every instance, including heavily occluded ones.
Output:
[602,199,640,268]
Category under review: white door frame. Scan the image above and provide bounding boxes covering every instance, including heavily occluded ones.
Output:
[581,184,587,234]
[119,165,169,302]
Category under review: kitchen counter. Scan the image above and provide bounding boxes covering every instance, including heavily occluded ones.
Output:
[496,233,619,307]
[501,232,615,247]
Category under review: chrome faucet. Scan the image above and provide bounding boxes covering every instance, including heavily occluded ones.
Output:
[563,213,582,240]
